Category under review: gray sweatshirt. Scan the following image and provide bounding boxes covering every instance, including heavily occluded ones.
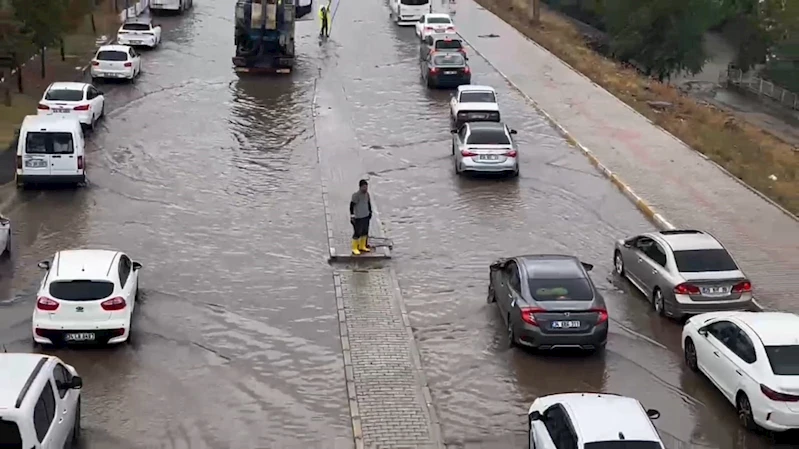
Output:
[350,191,372,219]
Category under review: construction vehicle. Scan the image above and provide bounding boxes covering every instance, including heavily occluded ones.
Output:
[233,0,312,74]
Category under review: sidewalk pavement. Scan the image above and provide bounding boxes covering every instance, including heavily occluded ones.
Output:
[454,0,799,311]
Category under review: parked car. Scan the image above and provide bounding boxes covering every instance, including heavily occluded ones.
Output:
[0,353,83,448]
[528,393,663,449]
[614,229,754,320]
[37,82,104,131]
[414,13,455,39]
[487,254,608,351]
[0,214,9,256]
[451,121,518,176]
[421,51,471,88]
[116,18,162,48]
[449,84,500,130]
[682,311,799,432]
[32,249,142,346]
[90,45,142,81]
[15,115,86,188]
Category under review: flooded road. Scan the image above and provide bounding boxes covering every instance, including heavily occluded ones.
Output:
[0,0,795,448]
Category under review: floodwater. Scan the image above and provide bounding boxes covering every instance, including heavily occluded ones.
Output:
[0,0,795,447]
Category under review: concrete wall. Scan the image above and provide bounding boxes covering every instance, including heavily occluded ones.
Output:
[119,0,150,21]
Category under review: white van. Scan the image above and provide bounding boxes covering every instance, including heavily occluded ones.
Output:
[15,115,86,188]
[390,0,432,25]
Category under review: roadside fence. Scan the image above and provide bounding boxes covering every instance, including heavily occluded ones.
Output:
[721,68,799,111]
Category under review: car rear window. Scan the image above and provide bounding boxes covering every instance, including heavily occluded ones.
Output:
[45,89,84,101]
[765,346,799,375]
[466,128,510,145]
[428,17,451,24]
[25,132,75,155]
[122,23,150,31]
[49,280,115,301]
[0,418,22,448]
[435,39,462,50]
[460,91,496,103]
[528,278,594,301]
[584,442,662,449]
[433,54,464,66]
[673,249,738,272]
[97,50,128,61]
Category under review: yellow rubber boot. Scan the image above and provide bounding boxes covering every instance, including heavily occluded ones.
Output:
[359,236,371,252]
[351,239,361,255]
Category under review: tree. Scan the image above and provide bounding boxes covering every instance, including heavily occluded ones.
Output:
[0,9,29,95]
[762,0,799,90]
[11,0,67,77]
[603,0,719,81]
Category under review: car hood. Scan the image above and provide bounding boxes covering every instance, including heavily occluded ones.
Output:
[455,102,499,112]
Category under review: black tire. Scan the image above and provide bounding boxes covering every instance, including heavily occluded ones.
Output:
[487,282,496,303]
[451,141,455,156]
[100,102,105,119]
[684,338,699,372]
[653,288,666,316]
[736,393,758,431]
[71,399,81,446]
[614,250,625,276]
[507,316,517,348]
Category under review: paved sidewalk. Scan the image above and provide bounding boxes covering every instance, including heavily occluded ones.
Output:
[454,0,799,311]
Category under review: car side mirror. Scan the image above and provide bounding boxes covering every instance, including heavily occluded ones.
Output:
[581,262,594,271]
[528,411,541,423]
[69,376,83,389]
[698,328,709,337]
[646,409,660,419]
[509,129,518,135]
[132,261,142,270]
[450,129,457,133]
[37,260,50,270]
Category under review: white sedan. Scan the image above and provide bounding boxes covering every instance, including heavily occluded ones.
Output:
[32,249,142,345]
[90,45,142,81]
[37,82,104,130]
[0,214,9,256]
[415,13,456,39]
[116,18,162,48]
[683,311,799,432]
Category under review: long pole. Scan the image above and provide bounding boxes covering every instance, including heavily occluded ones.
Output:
[531,0,540,22]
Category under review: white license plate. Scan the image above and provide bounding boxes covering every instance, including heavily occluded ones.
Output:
[551,321,581,329]
[130,40,141,44]
[53,108,69,113]
[444,70,457,74]
[470,113,488,119]
[65,333,95,342]
[25,159,47,167]
[478,154,498,160]
[702,286,730,295]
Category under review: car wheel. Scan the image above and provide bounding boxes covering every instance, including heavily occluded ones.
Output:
[736,393,758,431]
[684,338,699,372]
[507,317,517,348]
[71,398,81,445]
[510,167,519,177]
[454,159,461,175]
[4,231,10,253]
[100,102,105,118]
[653,288,665,316]
[614,250,625,276]
[487,282,496,304]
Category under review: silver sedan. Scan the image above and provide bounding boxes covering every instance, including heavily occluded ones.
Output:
[613,229,755,320]
[451,122,518,176]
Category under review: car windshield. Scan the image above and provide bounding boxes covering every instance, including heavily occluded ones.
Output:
[673,249,738,272]
[25,132,75,155]
[765,345,799,375]
[460,91,496,103]
[97,50,127,61]
[45,89,84,101]
[0,419,22,448]
[584,442,662,449]
[433,54,464,66]
[428,17,451,24]
[466,128,509,145]
[49,280,115,301]
[528,278,594,301]
[401,0,428,4]
[122,23,150,31]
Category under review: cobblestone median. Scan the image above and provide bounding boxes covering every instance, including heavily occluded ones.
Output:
[334,269,442,449]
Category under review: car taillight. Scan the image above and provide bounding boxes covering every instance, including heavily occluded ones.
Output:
[461,150,477,157]
[37,103,49,110]
[124,62,132,67]
[505,150,517,157]
[77,156,83,170]
[101,297,126,311]
[732,280,752,293]
[463,66,470,74]
[425,26,433,31]
[592,308,609,324]
[36,297,59,311]
[674,283,700,295]
[520,307,546,326]
[73,104,89,111]
[446,26,455,32]
[761,384,799,402]
[16,156,22,169]
[91,60,99,66]
[429,67,438,74]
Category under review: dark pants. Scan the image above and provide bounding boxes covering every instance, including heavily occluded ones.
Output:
[352,217,370,239]
[321,19,328,36]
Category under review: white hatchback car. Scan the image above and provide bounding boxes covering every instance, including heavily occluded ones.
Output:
[90,45,142,81]
[32,249,142,346]
[116,18,162,48]
[682,311,799,432]
[415,13,456,39]
[528,393,664,449]
[0,353,83,448]
[0,214,9,256]
[37,82,105,130]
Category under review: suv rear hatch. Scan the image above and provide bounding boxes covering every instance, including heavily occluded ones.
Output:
[94,50,130,74]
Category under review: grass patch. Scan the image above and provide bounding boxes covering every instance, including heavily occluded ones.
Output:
[476,0,799,216]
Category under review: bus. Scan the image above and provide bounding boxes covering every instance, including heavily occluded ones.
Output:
[151,0,193,13]
[389,0,432,25]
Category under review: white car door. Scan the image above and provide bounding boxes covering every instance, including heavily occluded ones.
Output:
[52,364,78,441]
[698,320,738,396]
[87,86,103,119]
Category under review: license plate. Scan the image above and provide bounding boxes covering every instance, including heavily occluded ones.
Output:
[444,71,457,75]
[65,333,95,342]
[551,321,581,329]
[53,108,69,113]
[470,113,488,119]
[702,286,730,295]
[478,154,498,160]
[25,159,47,167]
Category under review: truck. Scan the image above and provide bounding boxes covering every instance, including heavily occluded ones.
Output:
[233,0,313,74]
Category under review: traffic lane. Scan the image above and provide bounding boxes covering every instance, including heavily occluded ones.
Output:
[323,3,782,447]
[0,2,352,448]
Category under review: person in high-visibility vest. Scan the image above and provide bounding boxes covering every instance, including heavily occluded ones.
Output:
[319,1,331,37]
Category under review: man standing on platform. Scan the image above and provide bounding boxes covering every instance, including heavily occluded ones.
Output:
[350,179,372,255]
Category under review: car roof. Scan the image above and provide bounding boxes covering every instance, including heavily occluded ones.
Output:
[466,121,505,131]
[47,82,89,92]
[52,249,120,280]
[558,394,661,443]
[733,312,799,345]
[21,114,81,131]
[98,44,132,52]
[426,13,452,19]
[0,354,49,410]
[458,85,495,93]
[123,17,151,24]
[651,230,723,251]
[518,254,585,279]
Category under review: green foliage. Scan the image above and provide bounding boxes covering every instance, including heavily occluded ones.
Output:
[603,0,719,80]
[11,0,67,48]
[0,9,30,60]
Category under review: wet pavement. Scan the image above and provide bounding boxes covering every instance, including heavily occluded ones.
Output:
[0,0,797,448]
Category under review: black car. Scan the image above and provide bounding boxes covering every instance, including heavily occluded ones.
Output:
[420,34,467,59]
[421,51,471,88]
[487,254,608,352]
